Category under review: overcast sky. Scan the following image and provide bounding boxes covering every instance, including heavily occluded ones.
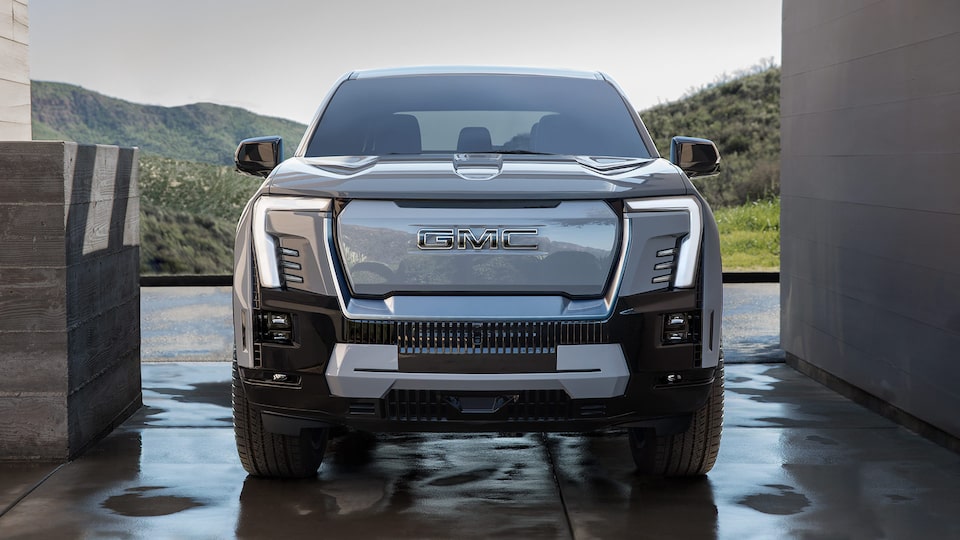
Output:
[28,0,782,124]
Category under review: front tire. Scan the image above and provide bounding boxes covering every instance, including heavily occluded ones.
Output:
[629,362,724,476]
[232,363,328,478]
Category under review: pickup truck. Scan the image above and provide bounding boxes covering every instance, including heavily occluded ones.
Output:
[232,66,724,478]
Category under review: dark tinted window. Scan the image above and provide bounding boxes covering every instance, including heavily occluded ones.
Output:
[305,75,650,158]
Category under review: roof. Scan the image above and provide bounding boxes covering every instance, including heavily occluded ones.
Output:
[350,65,603,80]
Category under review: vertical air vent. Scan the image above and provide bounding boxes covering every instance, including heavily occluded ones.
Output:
[652,246,677,285]
[279,246,304,285]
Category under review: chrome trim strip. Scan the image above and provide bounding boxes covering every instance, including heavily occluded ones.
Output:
[337,200,618,297]
[602,216,632,311]
[325,343,629,399]
[625,197,702,288]
[252,196,331,288]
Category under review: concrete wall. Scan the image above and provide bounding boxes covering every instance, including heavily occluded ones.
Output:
[0,142,141,460]
[0,0,30,140]
[781,0,960,443]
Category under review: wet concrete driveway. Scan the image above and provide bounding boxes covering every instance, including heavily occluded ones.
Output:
[2,361,959,539]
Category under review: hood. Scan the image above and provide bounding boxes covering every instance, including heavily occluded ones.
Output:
[265,155,691,200]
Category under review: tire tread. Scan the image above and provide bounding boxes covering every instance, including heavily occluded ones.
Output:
[232,363,326,478]
[630,362,724,477]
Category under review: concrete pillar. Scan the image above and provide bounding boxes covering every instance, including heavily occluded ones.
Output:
[0,0,31,141]
[0,141,141,460]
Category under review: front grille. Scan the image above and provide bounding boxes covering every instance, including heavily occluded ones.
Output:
[343,320,609,352]
[399,321,556,355]
[342,319,397,345]
[385,389,588,422]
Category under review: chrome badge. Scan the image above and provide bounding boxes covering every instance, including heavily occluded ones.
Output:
[417,228,539,250]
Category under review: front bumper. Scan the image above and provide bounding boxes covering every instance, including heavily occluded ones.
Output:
[240,287,717,433]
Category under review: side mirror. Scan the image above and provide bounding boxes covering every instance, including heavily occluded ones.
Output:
[669,136,721,178]
[236,136,283,177]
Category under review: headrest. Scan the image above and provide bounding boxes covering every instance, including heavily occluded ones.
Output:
[375,114,422,154]
[457,126,493,153]
[531,114,580,155]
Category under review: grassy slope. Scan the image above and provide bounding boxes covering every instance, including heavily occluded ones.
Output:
[31,81,307,165]
[29,82,297,274]
[639,66,782,270]
[713,199,780,270]
[138,155,263,274]
[640,67,781,208]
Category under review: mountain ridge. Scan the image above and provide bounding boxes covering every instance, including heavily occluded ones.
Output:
[31,80,307,165]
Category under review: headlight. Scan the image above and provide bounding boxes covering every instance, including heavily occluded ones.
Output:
[252,196,332,288]
[625,197,702,288]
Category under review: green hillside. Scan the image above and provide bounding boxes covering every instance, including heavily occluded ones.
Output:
[31,81,307,165]
[138,155,262,274]
[32,69,782,274]
[641,66,781,207]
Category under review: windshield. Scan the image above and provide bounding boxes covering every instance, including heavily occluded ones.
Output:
[305,74,651,158]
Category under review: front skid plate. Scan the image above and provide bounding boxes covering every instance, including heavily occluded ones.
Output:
[325,343,630,399]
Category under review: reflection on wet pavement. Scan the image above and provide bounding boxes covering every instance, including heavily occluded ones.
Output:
[2,363,959,539]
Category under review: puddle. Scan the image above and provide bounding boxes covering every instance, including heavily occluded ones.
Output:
[738,484,810,515]
[428,467,499,487]
[102,486,203,517]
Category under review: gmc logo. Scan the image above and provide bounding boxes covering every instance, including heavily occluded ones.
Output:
[417,228,539,250]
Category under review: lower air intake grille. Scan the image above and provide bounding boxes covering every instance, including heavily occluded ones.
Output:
[343,320,609,352]
[398,321,557,355]
[386,389,582,422]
